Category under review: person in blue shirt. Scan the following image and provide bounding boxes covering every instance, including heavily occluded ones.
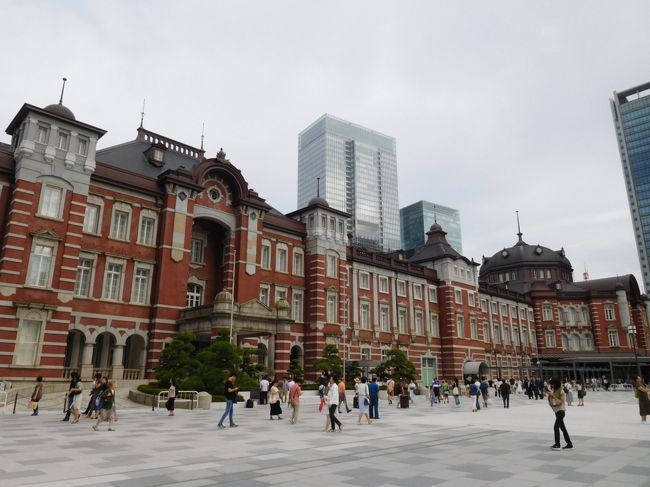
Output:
[368,376,380,419]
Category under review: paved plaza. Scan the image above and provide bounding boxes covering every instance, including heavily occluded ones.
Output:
[1,390,649,487]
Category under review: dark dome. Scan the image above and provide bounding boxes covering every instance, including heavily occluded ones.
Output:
[479,240,572,278]
[428,222,443,233]
[308,196,329,207]
[43,103,76,121]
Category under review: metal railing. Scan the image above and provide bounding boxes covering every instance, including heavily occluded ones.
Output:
[156,390,199,410]
[123,368,142,380]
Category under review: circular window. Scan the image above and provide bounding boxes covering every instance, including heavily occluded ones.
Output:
[208,187,221,202]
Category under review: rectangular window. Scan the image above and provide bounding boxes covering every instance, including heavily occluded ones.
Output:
[275,286,288,303]
[483,322,490,342]
[132,264,152,304]
[380,306,390,331]
[455,289,463,304]
[39,185,62,218]
[396,280,406,296]
[261,240,271,269]
[186,283,203,308]
[608,329,619,347]
[360,302,370,329]
[493,325,501,343]
[57,130,69,150]
[259,284,270,306]
[361,347,371,361]
[379,276,389,293]
[326,254,337,278]
[138,216,156,246]
[503,326,510,344]
[511,306,517,318]
[359,272,370,290]
[111,210,130,240]
[470,318,478,339]
[27,243,54,287]
[37,124,49,144]
[292,291,304,322]
[103,261,124,300]
[457,316,464,338]
[83,203,100,234]
[513,327,520,345]
[327,293,337,323]
[430,313,439,337]
[74,257,94,297]
[491,302,498,314]
[480,299,487,312]
[502,304,508,316]
[604,304,616,321]
[545,330,556,348]
[413,284,423,300]
[191,238,204,264]
[429,286,437,303]
[468,293,475,307]
[398,308,407,333]
[415,311,423,334]
[542,305,553,321]
[276,245,288,273]
[77,137,89,156]
[293,251,304,276]
[13,319,43,366]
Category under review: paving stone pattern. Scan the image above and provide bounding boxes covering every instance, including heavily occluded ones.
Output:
[1,391,649,486]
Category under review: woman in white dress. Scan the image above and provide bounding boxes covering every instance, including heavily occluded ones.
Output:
[408,380,417,404]
[356,376,372,425]
[516,380,523,395]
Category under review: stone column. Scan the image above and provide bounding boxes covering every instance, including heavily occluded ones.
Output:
[267,334,276,375]
[80,343,95,380]
[111,345,125,380]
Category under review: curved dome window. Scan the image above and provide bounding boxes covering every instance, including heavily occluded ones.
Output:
[501,250,509,258]
[535,246,543,255]
[208,187,221,202]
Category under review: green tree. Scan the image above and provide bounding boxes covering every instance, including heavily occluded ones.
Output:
[313,344,342,378]
[375,349,417,382]
[287,357,304,380]
[191,331,243,393]
[345,360,362,383]
[155,331,200,388]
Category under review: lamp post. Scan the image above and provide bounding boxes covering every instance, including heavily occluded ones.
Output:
[627,325,642,377]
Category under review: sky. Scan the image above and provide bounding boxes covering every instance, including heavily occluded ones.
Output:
[2,1,650,289]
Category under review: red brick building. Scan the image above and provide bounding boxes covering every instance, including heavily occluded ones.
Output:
[0,99,648,385]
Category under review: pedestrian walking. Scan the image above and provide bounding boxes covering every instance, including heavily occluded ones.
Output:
[166,378,176,416]
[83,373,102,418]
[500,380,511,408]
[452,382,461,407]
[564,379,574,406]
[480,377,490,408]
[576,382,586,406]
[441,379,450,404]
[269,380,283,420]
[469,379,480,412]
[259,376,269,405]
[289,377,302,424]
[30,376,43,416]
[356,376,372,424]
[320,393,330,431]
[327,376,342,431]
[217,373,239,429]
[408,380,417,404]
[386,378,395,405]
[338,378,351,413]
[68,373,83,424]
[369,376,379,419]
[548,377,573,450]
[92,380,116,431]
[61,372,78,422]
[634,376,650,423]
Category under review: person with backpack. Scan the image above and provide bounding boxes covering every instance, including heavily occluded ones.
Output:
[480,377,490,408]
[93,380,116,431]
[469,379,481,412]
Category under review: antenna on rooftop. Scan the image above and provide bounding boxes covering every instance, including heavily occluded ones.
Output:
[433,204,437,224]
[317,177,321,197]
[58,77,67,105]
[583,263,589,281]
[139,98,146,128]
[516,210,523,243]
[200,122,205,151]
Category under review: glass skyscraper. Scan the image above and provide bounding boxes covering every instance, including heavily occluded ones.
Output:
[400,201,462,254]
[297,114,401,251]
[611,82,650,293]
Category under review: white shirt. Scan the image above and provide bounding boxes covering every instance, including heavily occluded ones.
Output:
[357,383,369,398]
[260,379,269,392]
[327,383,339,406]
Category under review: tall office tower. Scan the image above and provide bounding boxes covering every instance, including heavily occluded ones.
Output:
[611,82,650,293]
[400,201,463,253]
[297,114,401,251]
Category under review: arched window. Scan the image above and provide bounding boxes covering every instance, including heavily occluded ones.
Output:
[186,283,203,308]
[561,334,569,351]
[570,333,581,351]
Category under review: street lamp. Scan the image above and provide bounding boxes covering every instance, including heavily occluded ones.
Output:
[627,325,642,377]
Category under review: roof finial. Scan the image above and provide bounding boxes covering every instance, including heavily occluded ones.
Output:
[516,210,523,243]
[317,177,320,198]
[200,122,205,151]
[139,98,146,128]
[433,204,437,224]
[58,77,67,105]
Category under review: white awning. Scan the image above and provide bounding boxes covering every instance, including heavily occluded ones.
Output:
[463,361,490,377]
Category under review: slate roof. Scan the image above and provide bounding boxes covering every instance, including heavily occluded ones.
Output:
[409,223,475,266]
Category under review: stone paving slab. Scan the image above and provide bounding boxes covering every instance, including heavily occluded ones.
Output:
[1,391,650,486]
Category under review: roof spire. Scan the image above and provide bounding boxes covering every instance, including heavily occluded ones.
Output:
[200,122,205,151]
[316,177,321,197]
[58,77,67,105]
[516,210,523,243]
[139,98,146,128]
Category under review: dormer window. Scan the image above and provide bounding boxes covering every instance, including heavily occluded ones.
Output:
[145,145,166,167]
[153,149,164,162]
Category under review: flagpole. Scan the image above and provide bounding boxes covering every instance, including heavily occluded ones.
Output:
[229,248,236,344]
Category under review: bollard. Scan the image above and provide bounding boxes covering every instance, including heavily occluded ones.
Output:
[13,393,17,414]
[190,394,194,410]
[151,393,155,412]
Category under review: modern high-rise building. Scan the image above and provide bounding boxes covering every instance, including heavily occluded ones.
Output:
[297,114,401,251]
[400,200,462,253]
[611,82,650,293]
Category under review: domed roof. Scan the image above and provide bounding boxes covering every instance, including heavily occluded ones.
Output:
[43,103,76,121]
[213,289,232,303]
[428,222,443,233]
[479,236,572,278]
[308,196,329,207]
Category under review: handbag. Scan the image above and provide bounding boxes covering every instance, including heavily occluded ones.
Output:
[364,397,369,406]
[319,397,326,412]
